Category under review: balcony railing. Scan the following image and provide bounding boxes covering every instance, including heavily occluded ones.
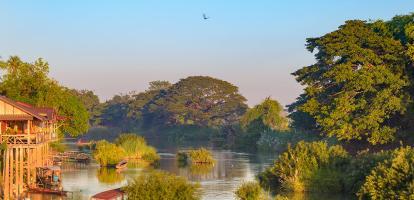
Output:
[0,132,57,145]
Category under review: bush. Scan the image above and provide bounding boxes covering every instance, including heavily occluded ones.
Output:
[358,146,414,199]
[235,181,268,200]
[123,170,201,200]
[258,141,348,192]
[188,148,216,164]
[256,130,322,153]
[93,140,126,166]
[115,133,160,163]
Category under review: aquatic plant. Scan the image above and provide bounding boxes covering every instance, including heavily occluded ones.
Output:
[188,148,216,164]
[235,181,268,200]
[115,133,160,163]
[358,146,414,199]
[93,140,126,166]
[123,170,201,200]
[258,141,348,192]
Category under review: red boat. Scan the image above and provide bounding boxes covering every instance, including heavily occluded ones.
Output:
[29,187,67,196]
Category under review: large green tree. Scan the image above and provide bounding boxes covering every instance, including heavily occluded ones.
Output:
[292,18,413,144]
[0,56,89,136]
[148,76,248,127]
[241,97,289,132]
[70,89,102,125]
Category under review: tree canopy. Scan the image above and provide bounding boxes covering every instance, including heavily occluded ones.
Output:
[0,56,89,136]
[241,97,289,132]
[148,76,248,127]
[291,15,414,144]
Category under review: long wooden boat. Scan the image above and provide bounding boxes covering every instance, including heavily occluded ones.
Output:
[29,187,68,196]
[115,160,128,169]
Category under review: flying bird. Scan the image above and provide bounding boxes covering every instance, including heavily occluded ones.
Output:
[203,13,210,20]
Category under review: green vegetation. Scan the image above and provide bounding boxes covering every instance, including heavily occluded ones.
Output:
[235,181,268,200]
[358,146,414,199]
[290,14,414,145]
[122,170,201,200]
[188,148,216,164]
[115,133,160,162]
[93,134,159,166]
[93,140,126,166]
[258,141,348,192]
[0,56,89,136]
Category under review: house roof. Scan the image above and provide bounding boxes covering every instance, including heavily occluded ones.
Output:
[91,188,124,200]
[0,96,62,121]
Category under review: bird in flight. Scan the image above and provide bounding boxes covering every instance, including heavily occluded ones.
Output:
[203,13,210,20]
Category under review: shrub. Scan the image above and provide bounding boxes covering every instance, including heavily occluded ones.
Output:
[93,140,126,166]
[115,133,160,163]
[235,181,268,200]
[123,170,201,200]
[188,148,216,164]
[258,141,348,192]
[358,146,414,199]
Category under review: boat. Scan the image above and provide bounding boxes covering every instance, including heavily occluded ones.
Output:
[29,166,67,196]
[28,187,67,196]
[91,188,126,200]
[115,160,128,169]
[75,153,90,162]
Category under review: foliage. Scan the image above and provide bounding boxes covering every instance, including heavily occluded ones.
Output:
[241,98,289,132]
[147,76,248,127]
[177,151,189,164]
[70,89,101,125]
[0,56,89,136]
[188,148,216,164]
[291,18,413,144]
[93,140,126,166]
[115,133,159,163]
[235,181,268,200]
[49,142,67,153]
[256,130,323,153]
[358,146,414,199]
[147,80,172,91]
[123,170,201,200]
[258,141,348,192]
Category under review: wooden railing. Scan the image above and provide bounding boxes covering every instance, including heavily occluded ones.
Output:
[0,132,57,145]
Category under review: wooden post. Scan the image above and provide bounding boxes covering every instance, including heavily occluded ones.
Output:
[4,149,10,200]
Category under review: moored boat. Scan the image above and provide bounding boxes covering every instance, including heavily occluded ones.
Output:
[115,160,128,169]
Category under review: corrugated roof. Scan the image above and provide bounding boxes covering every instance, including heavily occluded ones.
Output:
[91,188,124,199]
[0,96,63,121]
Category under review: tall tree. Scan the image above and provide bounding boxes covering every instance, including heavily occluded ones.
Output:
[148,76,248,127]
[292,19,411,144]
[241,97,289,132]
[70,89,102,125]
[0,56,89,137]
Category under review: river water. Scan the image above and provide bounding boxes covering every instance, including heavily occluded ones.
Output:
[27,140,353,200]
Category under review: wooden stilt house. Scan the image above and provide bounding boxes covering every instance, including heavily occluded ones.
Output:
[0,96,63,199]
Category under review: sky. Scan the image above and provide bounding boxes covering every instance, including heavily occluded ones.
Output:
[0,1,413,106]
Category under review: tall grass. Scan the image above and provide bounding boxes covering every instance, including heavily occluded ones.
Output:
[115,133,160,163]
[188,148,216,164]
[235,181,269,200]
[93,140,126,166]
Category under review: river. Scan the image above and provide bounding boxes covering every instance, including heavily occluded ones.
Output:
[27,140,353,200]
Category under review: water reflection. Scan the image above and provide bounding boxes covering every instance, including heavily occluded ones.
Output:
[96,168,124,184]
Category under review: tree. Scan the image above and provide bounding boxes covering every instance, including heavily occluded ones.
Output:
[147,76,248,127]
[147,80,171,91]
[292,20,410,144]
[70,89,102,125]
[0,56,89,136]
[241,97,289,132]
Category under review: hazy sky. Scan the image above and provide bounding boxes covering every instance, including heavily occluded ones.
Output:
[1,1,413,106]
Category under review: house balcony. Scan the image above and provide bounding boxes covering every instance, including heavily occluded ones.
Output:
[0,132,58,145]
